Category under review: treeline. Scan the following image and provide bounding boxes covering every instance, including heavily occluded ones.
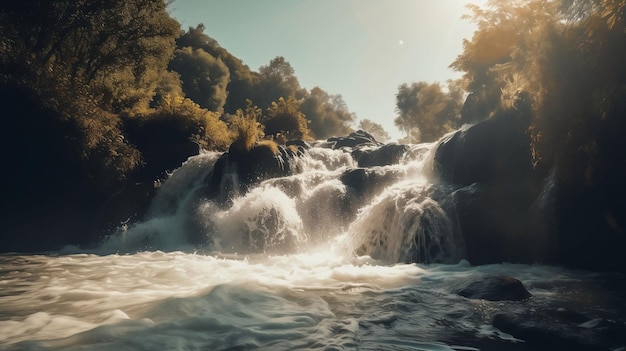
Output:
[0,0,360,250]
[0,1,359,191]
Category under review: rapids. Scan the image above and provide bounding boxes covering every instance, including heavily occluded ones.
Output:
[1,140,624,350]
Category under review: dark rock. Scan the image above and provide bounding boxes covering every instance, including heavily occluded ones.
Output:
[455,275,531,301]
[355,143,409,167]
[93,182,158,236]
[431,110,553,265]
[205,141,306,206]
[328,130,382,149]
[433,111,533,186]
[286,139,310,151]
[492,310,626,350]
[340,167,402,201]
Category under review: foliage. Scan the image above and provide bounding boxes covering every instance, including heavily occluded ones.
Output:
[358,119,391,143]
[175,24,257,114]
[300,87,355,139]
[229,100,265,152]
[0,0,180,189]
[451,0,626,185]
[168,46,230,113]
[264,97,311,141]
[394,81,463,143]
[146,94,232,151]
[255,56,306,109]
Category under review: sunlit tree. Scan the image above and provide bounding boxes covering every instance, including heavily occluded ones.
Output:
[394,81,463,143]
[451,0,626,186]
[358,119,391,143]
[300,87,355,139]
[264,97,311,141]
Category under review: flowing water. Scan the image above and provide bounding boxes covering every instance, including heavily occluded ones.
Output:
[1,141,624,350]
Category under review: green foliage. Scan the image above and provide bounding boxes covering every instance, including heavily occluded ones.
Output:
[394,81,463,143]
[452,0,626,185]
[176,24,257,114]
[256,56,306,109]
[358,119,391,143]
[229,100,265,152]
[169,46,230,113]
[0,0,180,189]
[300,87,355,139]
[264,97,311,141]
[147,94,232,151]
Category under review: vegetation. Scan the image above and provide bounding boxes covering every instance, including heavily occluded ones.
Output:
[358,119,391,143]
[394,80,464,143]
[451,0,626,188]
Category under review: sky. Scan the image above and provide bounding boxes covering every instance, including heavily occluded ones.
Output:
[169,0,488,141]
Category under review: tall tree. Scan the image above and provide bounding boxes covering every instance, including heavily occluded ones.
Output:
[300,87,355,139]
[255,56,305,109]
[394,81,463,143]
[175,24,257,114]
[169,47,230,113]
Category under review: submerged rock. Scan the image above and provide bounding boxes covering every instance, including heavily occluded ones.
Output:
[455,275,531,301]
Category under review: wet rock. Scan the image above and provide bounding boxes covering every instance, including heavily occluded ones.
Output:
[355,143,409,167]
[204,141,306,207]
[327,130,382,149]
[492,310,626,350]
[455,275,531,301]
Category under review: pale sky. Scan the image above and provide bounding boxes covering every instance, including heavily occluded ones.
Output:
[169,0,488,141]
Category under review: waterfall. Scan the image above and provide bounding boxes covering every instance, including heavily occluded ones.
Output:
[96,139,460,263]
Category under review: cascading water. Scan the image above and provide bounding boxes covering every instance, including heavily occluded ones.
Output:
[1,138,624,351]
[94,138,457,263]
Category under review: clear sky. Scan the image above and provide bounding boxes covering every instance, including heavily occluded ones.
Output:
[169,0,487,141]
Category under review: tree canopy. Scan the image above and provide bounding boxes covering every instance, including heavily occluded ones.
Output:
[451,0,626,187]
[394,81,464,143]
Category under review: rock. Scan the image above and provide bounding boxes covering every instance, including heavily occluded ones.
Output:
[205,140,305,206]
[433,111,533,186]
[492,310,626,350]
[455,275,531,301]
[431,110,552,265]
[340,167,402,201]
[328,130,382,149]
[355,143,409,167]
[93,182,158,236]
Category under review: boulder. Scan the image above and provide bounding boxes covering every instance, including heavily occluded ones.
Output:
[454,275,531,301]
[205,140,306,206]
[431,110,549,265]
[327,130,382,149]
[433,111,533,186]
[355,143,409,167]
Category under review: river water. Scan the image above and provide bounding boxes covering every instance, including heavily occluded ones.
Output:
[1,140,624,350]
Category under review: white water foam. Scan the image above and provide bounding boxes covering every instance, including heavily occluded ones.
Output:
[1,252,622,350]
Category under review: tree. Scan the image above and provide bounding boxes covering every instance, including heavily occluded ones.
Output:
[358,119,390,143]
[175,24,257,114]
[451,0,626,185]
[300,87,355,139]
[168,46,230,113]
[394,81,463,143]
[255,56,305,109]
